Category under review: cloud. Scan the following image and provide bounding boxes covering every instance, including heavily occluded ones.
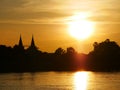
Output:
[0,0,73,24]
[0,0,27,11]
[0,11,72,24]
[0,0,120,24]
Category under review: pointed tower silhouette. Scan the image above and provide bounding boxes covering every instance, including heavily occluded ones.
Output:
[13,35,24,51]
[27,35,38,53]
[30,35,36,48]
[19,35,24,47]
[29,35,37,49]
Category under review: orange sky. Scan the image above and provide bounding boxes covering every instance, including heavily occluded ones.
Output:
[0,0,120,53]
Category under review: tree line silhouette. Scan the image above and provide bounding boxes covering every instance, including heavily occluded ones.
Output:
[0,37,120,73]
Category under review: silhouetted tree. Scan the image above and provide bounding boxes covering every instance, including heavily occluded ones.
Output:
[88,39,120,71]
[55,47,65,55]
[67,47,76,54]
[93,42,99,50]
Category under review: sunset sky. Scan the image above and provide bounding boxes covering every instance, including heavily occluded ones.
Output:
[0,0,120,53]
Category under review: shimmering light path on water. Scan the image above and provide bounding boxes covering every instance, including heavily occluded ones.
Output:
[0,72,120,90]
[74,72,89,90]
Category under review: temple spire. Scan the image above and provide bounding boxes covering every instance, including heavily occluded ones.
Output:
[31,35,36,48]
[26,35,39,53]
[19,35,23,47]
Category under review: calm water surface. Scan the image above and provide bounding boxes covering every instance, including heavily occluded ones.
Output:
[0,72,120,90]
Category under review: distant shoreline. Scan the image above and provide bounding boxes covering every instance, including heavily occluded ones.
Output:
[0,39,120,73]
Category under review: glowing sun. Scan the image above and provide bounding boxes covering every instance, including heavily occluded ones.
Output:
[68,12,95,40]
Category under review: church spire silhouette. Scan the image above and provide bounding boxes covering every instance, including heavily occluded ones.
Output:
[13,35,24,51]
[31,35,36,48]
[19,35,24,48]
[26,35,38,53]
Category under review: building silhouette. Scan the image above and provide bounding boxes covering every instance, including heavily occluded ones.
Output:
[29,35,37,50]
[26,35,39,54]
[18,35,24,50]
[13,35,39,54]
[13,35,24,52]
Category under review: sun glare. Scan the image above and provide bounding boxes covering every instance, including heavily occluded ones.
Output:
[68,12,95,40]
[74,72,89,90]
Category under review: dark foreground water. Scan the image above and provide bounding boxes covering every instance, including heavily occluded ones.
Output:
[0,72,120,90]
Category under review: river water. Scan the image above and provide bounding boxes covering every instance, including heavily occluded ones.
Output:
[0,72,120,90]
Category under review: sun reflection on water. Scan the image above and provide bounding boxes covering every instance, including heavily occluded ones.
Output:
[73,72,89,90]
